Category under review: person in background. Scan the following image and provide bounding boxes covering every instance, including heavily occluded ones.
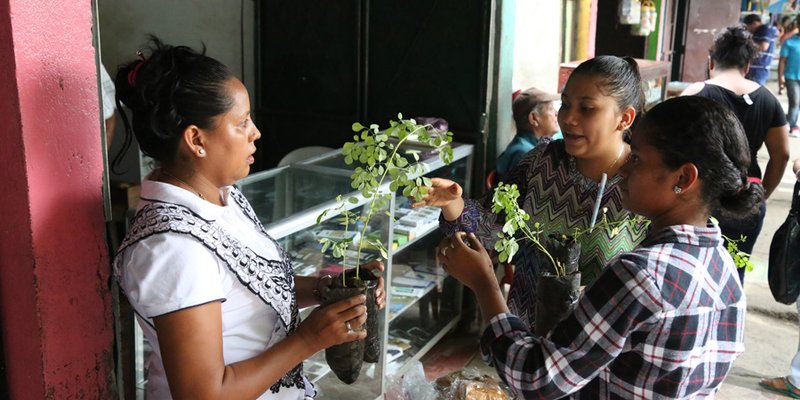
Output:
[441,96,758,399]
[496,87,560,181]
[112,38,385,399]
[781,15,800,137]
[681,25,789,284]
[744,13,779,85]
[759,158,800,398]
[781,20,798,46]
[413,56,648,329]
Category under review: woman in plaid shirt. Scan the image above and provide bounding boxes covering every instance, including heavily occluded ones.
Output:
[441,96,761,399]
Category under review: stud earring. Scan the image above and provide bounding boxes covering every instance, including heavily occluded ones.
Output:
[673,186,682,194]
[198,148,205,156]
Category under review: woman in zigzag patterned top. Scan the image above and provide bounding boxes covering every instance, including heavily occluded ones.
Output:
[413,56,649,330]
[112,37,384,400]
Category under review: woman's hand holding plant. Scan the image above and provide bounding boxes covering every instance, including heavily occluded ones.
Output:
[296,295,368,351]
[440,232,509,322]
[358,260,386,310]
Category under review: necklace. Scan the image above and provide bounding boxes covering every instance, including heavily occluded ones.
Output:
[604,143,626,175]
[161,170,206,200]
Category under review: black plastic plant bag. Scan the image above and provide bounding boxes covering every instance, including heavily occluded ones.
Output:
[533,234,581,336]
[322,275,367,384]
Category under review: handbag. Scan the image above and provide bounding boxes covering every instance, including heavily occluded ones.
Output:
[768,180,800,304]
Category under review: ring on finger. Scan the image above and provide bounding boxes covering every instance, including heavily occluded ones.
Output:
[345,321,353,333]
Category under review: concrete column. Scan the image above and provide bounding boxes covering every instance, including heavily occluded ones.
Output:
[0,0,115,398]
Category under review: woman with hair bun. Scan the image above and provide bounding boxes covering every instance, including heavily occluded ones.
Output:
[112,37,385,399]
[439,96,756,399]
[682,25,789,284]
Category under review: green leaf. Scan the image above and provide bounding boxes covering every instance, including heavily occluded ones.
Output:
[352,122,365,132]
[348,196,359,204]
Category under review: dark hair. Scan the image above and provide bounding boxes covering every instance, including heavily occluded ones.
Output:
[709,26,758,70]
[112,36,234,170]
[639,96,763,217]
[570,55,645,140]
[743,14,762,26]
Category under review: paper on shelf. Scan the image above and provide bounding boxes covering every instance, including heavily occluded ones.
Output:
[392,276,434,288]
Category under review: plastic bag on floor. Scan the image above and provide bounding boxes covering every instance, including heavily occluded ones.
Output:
[385,360,437,400]
[434,369,511,400]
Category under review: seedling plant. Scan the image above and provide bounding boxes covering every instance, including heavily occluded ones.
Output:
[492,183,753,274]
[316,114,454,287]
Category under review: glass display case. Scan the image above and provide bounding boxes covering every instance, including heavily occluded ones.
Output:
[238,142,474,398]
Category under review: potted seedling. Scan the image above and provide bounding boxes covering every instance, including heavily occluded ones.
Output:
[315,114,454,383]
[492,184,754,337]
[492,182,646,336]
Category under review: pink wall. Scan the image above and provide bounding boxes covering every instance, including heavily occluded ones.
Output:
[0,0,115,398]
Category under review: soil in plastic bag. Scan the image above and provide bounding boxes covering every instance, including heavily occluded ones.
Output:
[535,234,580,276]
[533,234,581,337]
[322,274,367,384]
[535,272,581,337]
[339,268,381,363]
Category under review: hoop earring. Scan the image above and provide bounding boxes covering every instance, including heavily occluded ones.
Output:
[673,186,682,194]
[198,148,206,156]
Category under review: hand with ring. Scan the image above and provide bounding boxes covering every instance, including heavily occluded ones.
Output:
[296,294,368,351]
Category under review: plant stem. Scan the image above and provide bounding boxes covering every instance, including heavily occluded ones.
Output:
[518,224,559,275]
[342,210,349,287]
[353,124,431,278]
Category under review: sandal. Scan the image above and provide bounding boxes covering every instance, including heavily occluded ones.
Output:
[759,376,800,399]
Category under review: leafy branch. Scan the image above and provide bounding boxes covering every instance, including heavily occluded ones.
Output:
[492,183,753,277]
[491,183,648,277]
[317,114,454,286]
[491,183,563,275]
[709,217,754,272]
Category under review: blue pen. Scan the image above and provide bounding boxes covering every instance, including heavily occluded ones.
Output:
[589,173,607,232]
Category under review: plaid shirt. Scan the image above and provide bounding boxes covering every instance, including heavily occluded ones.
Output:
[480,223,746,399]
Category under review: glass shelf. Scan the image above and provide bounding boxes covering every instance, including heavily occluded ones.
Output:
[236,142,473,398]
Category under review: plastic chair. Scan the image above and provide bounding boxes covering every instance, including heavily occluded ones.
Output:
[486,169,499,190]
[278,146,333,166]
[486,170,514,292]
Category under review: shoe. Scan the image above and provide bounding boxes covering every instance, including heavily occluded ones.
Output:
[759,376,800,398]
[791,128,800,138]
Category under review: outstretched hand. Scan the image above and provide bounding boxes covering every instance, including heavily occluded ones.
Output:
[440,232,497,292]
[359,260,386,310]
[410,177,463,208]
[296,294,368,351]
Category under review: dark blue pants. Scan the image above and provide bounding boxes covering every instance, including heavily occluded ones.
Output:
[746,67,770,86]
[718,201,767,285]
